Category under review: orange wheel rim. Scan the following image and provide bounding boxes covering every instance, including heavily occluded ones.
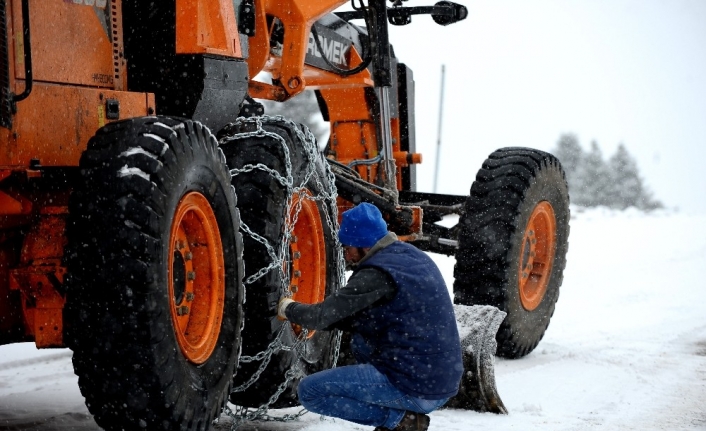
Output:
[518,201,557,311]
[168,192,225,364]
[288,190,326,338]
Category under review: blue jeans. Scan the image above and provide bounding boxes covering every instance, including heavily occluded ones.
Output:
[297,364,449,429]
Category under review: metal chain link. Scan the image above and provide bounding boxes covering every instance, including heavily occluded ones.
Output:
[219,116,347,429]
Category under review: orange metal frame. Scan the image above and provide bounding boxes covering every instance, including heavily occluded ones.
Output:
[0,0,423,348]
[175,0,244,58]
[246,0,421,193]
[247,0,369,100]
[246,0,424,240]
[0,0,243,348]
[1,0,154,168]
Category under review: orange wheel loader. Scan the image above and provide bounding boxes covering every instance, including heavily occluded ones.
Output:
[0,1,569,430]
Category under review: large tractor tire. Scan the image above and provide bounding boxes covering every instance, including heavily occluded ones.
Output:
[454,148,569,359]
[219,117,343,408]
[63,117,244,431]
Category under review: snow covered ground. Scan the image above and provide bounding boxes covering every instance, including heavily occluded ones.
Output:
[1,207,705,431]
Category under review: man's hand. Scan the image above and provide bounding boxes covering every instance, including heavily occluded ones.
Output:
[277,297,295,321]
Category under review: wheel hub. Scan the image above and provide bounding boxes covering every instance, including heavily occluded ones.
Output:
[518,201,557,311]
[288,190,326,338]
[168,192,225,364]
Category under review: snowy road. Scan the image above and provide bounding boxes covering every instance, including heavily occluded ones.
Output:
[2,208,705,431]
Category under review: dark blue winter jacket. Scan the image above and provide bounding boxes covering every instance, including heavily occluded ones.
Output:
[352,241,463,399]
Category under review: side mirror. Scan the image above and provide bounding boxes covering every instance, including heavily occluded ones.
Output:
[432,1,468,26]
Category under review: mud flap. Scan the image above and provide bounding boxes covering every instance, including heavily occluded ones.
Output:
[445,305,509,414]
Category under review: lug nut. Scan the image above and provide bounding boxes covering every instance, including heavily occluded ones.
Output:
[187,271,196,281]
[185,292,195,302]
[290,285,298,293]
[185,252,193,261]
[177,305,190,316]
[292,251,301,259]
[291,236,298,243]
[293,270,301,278]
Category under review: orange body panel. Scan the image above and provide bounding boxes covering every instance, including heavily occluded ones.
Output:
[251,55,373,100]
[0,247,22,340]
[248,0,358,98]
[320,87,374,121]
[329,121,379,180]
[13,0,126,90]
[175,0,243,58]
[319,87,380,180]
[9,208,68,347]
[1,1,154,348]
[300,49,373,89]
[246,0,271,77]
[0,190,29,215]
[0,83,154,167]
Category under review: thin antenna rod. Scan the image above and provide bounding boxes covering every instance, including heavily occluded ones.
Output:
[433,64,446,193]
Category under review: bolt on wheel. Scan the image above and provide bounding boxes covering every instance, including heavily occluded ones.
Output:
[169,191,226,364]
[288,190,327,338]
[518,201,557,311]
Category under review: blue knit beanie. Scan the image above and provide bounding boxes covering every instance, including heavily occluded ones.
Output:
[338,203,388,248]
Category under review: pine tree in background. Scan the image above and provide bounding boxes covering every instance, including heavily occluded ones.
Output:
[608,144,663,210]
[259,90,329,147]
[553,134,587,203]
[579,141,614,207]
[554,134,583,173]
[552,135,664,210]
[608,144,643,209]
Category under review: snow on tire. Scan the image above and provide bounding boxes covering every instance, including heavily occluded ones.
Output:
[454,147,570,359]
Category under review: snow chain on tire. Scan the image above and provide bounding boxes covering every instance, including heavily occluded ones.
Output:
[454,147,570,359]
[217,116,345,428]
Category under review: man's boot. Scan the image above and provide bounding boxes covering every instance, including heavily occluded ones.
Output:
[373,411,430,431]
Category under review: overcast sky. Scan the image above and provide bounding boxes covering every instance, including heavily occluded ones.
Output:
[379,0,706,213]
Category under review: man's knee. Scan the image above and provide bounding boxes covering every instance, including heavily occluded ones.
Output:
[297,374,318,409]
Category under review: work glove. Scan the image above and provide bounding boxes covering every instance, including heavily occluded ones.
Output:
[277,297,295,321]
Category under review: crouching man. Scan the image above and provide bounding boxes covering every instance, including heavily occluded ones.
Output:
[278,203,462,431]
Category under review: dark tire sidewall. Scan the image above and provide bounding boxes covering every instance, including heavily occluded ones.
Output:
[502,165,569,348]
[64,117,243,430]
[454,148,570,359]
